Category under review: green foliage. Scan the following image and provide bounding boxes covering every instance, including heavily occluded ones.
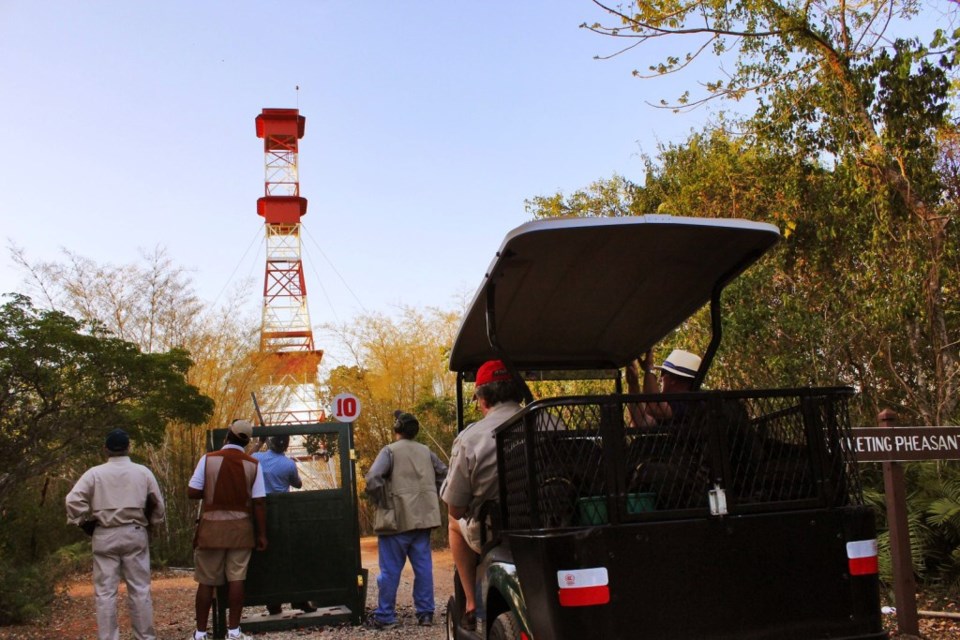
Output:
[0,293,214,610]
[323,307,461,535]
[10,248,281,570]
[867,463,960,591]
[0,541,90,624]
[588,2,960,426]
[913,466,960,589]
[0,559,55,624]
[535,2,960,588]
[139,424,208,567]
[586,1,928,113]
[524,174,645,218]
[865,482,931,588]
[524,130,837,392]
[0,473,82,567]
[411,394,459,464]
[0,294,214,510]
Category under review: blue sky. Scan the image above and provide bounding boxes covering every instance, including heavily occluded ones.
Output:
[0,2,951,369]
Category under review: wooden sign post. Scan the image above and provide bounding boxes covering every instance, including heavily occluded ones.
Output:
[848,413,960,637]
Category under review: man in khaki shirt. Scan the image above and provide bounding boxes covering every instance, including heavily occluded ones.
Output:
[440,360,523,631]
[65,428,165,640]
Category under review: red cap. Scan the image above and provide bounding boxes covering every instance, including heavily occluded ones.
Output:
[476,359,511,387]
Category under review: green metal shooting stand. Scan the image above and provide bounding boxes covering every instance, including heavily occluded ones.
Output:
[204,421,367,637]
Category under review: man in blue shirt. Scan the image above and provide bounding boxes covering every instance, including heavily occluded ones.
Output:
[252,435,311,615]
[253,435,302,494]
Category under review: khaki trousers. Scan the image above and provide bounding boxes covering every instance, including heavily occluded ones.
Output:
[91,524,156,640]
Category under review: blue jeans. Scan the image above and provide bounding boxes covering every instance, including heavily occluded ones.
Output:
[373,529,434,622]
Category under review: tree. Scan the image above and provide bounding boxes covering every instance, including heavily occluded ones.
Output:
[0,293,213,509]
[11,245,273,427]
[0,294,212,621]
[11,245,203,353]
[525,131,835,387]
[525,174,647,218]
[531,3,960,588]
[324,306,461,457]
[8,246,270,564]
[583,1,960,425]
[323,306,462,534]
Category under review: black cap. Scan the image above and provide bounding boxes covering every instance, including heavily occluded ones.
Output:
[268,435,290,452]
[105,428,130,452]
[392,410,420,438]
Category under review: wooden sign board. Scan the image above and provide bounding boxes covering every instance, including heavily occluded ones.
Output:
[848,426,960,462]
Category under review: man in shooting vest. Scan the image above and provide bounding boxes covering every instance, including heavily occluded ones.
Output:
[364,410,448,629]
[188,419,267,640]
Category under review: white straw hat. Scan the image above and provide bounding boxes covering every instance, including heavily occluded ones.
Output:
[229,419,254,439]
[657,349,702,379]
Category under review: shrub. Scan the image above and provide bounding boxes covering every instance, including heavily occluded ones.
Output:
[0,542,90,624]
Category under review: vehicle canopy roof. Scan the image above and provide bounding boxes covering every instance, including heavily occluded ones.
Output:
[449,215,780,373]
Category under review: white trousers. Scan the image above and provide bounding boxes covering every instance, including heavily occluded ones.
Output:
[91,524,156,640]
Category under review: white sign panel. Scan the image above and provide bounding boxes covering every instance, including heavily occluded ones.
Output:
[848,427,960,462]
[331,392,361,422]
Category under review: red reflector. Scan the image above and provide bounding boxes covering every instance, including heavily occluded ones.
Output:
[520,634,529,640]
[846,539,878,576]
[849,555,879,576]
[558,584,610,607]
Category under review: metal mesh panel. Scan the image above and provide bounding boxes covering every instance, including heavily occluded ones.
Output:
[297,455,342,490]
[500,404,605,529]
[497,388,861,531]
[624,400,713,511]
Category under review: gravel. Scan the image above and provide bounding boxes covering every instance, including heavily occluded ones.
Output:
[0,538,452,640]
[3,537,960,639]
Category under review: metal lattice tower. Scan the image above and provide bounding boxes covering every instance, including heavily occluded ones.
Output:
[255,108,325,425]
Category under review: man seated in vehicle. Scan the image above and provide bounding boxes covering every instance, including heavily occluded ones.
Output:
[624,349,709,508]
[625,348,702,426]
[440,359,522,632]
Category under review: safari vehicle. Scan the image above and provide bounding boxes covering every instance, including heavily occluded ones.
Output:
[444,216,884,639]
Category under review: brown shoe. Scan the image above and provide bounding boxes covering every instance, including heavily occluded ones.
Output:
[460,609,477,631]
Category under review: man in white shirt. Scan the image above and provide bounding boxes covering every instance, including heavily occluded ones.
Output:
[187,419,267,640]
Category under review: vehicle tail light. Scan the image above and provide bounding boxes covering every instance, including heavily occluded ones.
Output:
[556,567,610,607]
[847,539,879,576]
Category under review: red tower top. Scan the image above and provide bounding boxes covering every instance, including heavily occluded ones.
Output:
[256,108,308,224]
[256,108,306,140]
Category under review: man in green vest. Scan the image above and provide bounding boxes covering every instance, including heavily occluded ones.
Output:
[365,410,448,629]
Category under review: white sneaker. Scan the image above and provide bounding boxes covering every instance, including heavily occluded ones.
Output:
[227,631,249,640]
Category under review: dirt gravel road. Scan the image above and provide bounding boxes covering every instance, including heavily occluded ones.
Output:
[0,538,453,640]
[2,537,960,639]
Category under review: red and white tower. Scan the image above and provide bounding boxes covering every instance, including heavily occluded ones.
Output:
[255,108,325,424]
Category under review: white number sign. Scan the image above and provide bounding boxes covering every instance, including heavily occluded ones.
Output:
[331,392,361,422]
